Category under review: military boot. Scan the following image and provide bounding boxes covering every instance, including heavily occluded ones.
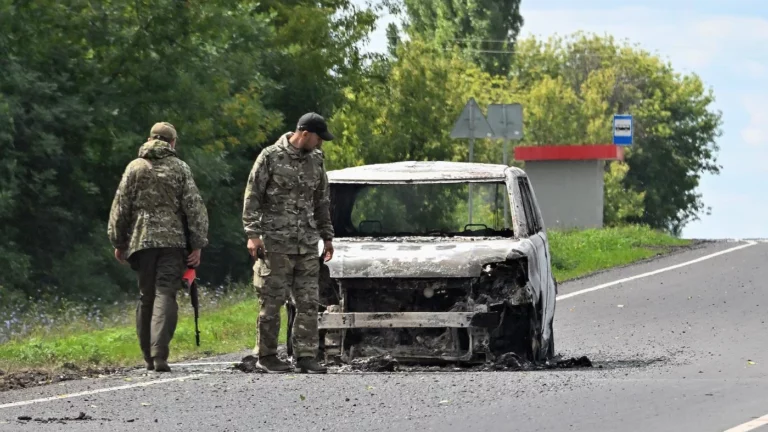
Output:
[153,357,171,372]
[144,355,154,371]
[296,357,327,374]
[256,355,292,373]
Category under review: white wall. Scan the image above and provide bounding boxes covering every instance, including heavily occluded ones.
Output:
[524,160,605,230]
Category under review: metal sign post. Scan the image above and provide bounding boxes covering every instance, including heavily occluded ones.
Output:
[450,98,493,224]
[486,103,524,229]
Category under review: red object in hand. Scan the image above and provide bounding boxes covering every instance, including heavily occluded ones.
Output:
[181,266,201,347]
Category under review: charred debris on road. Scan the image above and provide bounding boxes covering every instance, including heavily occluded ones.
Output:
[235,352,593,374]
[15,412,112,425]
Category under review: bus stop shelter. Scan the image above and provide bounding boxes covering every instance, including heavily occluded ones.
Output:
[514,145,624,230]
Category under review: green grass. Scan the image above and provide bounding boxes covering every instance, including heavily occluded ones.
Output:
[548,225,690,281]
[0,225,688,372]
[0,297,288,373]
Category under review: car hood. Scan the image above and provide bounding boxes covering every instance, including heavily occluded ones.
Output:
[323,237,529,278]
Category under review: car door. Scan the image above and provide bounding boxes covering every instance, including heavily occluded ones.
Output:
[515,175,556,356]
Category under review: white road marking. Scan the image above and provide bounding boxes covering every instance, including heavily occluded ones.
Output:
[556,240,758,301]
[556,238,762,431]
[723,414,768,432]
[0,374,206,409]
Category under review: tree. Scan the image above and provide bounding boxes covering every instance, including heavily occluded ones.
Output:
[327,32,722,233]
[324,38,518,229]
[0,0,376,302]
[603,162,645,226]
[396,0,524,75]
[325,38,514,169]
[250,0,377,138]
[508,33,723,232]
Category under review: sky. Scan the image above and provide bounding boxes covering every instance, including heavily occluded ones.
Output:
[351,0,768,240]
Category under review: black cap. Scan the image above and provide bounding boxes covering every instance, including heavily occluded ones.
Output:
[297,112,334,141]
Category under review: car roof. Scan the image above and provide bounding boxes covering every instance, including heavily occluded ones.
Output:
[327,161,526,184]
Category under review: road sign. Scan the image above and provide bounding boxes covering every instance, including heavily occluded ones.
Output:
[613,114,633,145]
[486,103,523,140]
[450,98,494,140]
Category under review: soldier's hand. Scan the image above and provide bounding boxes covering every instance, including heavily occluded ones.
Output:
[248,238,265,258]
[114,248,127,263]
[323,240,334,262]
[187,249,202,268]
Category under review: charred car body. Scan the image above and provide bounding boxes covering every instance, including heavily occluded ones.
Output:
[307,161,556,364]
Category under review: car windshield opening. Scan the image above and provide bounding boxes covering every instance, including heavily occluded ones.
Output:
[330,182,514,238]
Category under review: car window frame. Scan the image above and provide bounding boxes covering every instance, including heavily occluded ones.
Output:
[517,176,543,236]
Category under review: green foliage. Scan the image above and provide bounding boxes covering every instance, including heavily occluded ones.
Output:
[250,0,377,134]
[508,33,722,231]
[0,0,375,302]
[329,32,721,233]
[398,0,524,75]
[324,37,513,168]
[0,0,721,324]
[604,162,645,227]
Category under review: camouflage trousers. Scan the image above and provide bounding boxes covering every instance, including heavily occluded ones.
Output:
[253,252,320,359]
[130,248,186,361]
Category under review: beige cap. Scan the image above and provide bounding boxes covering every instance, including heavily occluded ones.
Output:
[150,122,177,141]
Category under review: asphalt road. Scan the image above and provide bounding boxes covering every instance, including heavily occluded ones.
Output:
[1,239,767,432]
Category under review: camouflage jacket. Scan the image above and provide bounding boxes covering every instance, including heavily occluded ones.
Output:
[242,132,334,255]
[108,139,209,258]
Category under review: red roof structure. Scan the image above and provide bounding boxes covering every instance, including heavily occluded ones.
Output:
[514,145,624,162]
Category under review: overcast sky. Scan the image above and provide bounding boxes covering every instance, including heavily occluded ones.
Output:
[351,0,768,240]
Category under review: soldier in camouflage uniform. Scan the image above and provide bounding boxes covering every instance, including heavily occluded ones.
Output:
[243,112,335,374]
[108,122,209,373]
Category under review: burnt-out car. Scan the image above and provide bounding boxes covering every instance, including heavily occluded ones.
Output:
[312,161,557,364]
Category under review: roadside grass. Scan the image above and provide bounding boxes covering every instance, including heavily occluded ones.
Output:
[0,225,688,372]
[0,286,287,373]
[549,225,690,281]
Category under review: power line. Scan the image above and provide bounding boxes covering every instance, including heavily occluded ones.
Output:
[445,48,515,54]
[445,38,515,43]
[442,47,620,57]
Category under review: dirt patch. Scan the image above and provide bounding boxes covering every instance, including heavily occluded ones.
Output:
[0,364,130,392]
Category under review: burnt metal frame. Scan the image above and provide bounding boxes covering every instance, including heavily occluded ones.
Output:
[317,164,546,362]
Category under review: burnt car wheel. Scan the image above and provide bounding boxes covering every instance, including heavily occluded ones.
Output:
[490,300,546,363]
[533,301,558,361]
[528,302,544,363]
[547,319,555,358]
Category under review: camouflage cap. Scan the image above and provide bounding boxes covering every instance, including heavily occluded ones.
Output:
[150,122,177,141]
